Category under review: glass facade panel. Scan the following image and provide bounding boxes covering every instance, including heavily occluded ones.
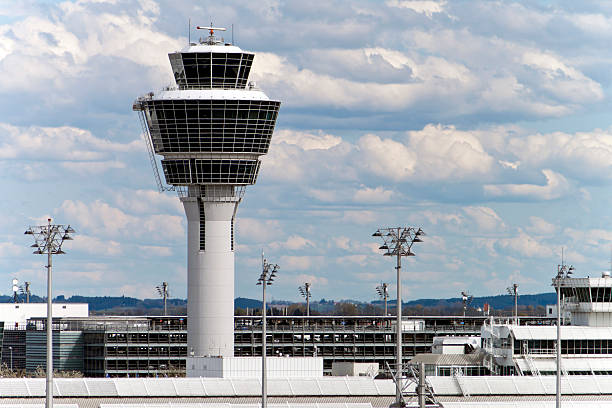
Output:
[168,52,254,89]
[161,159,260,185]
[144,99,280,155]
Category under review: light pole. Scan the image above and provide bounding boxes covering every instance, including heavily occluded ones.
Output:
[298,282,311,317]
[373,226,424,407]
[555,263,573,408]
[506,283,519,324]
[20,282,31,303]
[376,283,389,316]
[257,254,279,408]
[461,291,472,318]
[156,282,169,316]
[25,218,74,408]
[12,278,18,303]
[9,346,13,371]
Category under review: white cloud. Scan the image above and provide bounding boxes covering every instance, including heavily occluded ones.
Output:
[505,128,612,182]
[137,245,173,257]
[353,186,396,203]
[57,199,184,240]
[357,134,416,181]
[0,123,141,161]
[0,241,23,258]
[236,218,283,243]
[341,210,378,225]
[270,235,315,251]
[113,189,183,215]
[497,230,554,258]
[279,255,324,271]
[273,129,342,150]
[287,273,329,287]
[526,216,557,235]
[386,0,448,17]
[463,206,505,232]
[484,169,571,200]
[61,160,126,173]
[69,234,122,256]
[336,254,369,266]
[0,1,182,93]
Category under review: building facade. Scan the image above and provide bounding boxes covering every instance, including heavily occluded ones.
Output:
[0,315,551,377]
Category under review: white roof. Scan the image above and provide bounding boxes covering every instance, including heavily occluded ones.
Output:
[441,402,612,408]
[428,375,612,396]
[152,89,274,102]
[516,357,612,372]
[100,405,372,408]
[511,325,612,340]
[0,378,396,398]
[175,44,248,54]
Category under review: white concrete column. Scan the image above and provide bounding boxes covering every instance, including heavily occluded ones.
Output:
[183,195,238,357]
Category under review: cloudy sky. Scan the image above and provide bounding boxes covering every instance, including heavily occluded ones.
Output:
[2,0,612,303]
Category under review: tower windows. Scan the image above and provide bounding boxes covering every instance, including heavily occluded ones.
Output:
[199,201,205,251]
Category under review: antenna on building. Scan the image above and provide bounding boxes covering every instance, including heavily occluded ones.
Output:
[231,24,234,45]
[188,18,191,45]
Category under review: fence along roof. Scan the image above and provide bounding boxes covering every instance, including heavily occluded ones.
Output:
[0,378,395,398]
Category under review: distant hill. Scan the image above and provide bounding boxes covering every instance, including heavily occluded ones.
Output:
[0,292,557,315]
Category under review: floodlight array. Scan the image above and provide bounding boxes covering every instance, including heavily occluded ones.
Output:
[298,282,311,299]
[372,227,425,257]
[24,221,75,255]
[257,259,279,286]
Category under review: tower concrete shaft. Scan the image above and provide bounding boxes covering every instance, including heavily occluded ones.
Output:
[134,28,280,358]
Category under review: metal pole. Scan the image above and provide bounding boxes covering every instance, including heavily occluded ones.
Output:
[9,346,13,371]
[164,282,168,316]
[46,220,53,408]
[418,361,426,408]
[396,246,402,406]
[306,284,310,317]
[514,285,518,325]
[556,274,561,408]
[262,277,267,408]
[384,290,388,317]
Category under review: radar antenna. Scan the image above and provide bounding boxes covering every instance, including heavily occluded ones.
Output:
[196,24,227,36]
[195,23,227,45]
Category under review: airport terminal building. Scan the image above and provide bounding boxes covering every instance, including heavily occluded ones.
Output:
[0,315,551,377]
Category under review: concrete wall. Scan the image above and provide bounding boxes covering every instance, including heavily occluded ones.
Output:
[187,356,323,378]
[0,303,88,325]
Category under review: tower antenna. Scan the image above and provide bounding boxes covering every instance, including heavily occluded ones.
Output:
[188,18,191,45]
[232,23,234,45]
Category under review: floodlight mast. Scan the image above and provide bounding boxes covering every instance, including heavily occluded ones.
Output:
[257,254,279,408]
[12,278,19,303]
[20,281,31,303]
[156,282,169,316]
[506,283,519,324]
[461,291,473,318]
[376,282,389,316]
[554,262,574,408]
[298,282,311,316]
[133,23,280,359]
[24,218,75,408]
[372,226,424,407]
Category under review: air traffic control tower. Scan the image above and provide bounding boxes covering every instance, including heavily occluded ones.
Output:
[133,26,280,358]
